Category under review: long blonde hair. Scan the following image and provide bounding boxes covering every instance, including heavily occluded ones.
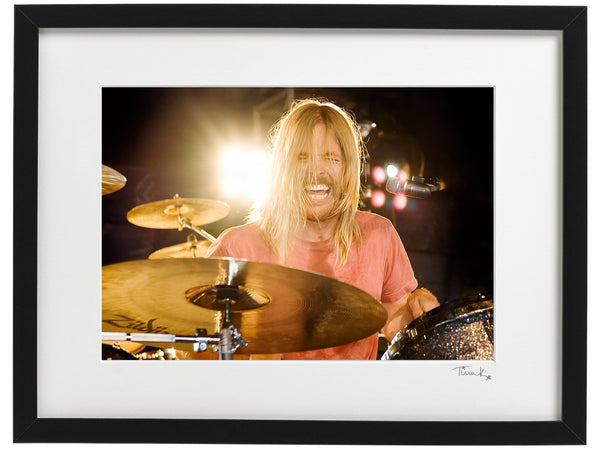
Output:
[249,98,365,266]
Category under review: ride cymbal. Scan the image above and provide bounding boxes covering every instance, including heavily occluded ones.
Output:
[102,258,387,354]
[127,196,230,229]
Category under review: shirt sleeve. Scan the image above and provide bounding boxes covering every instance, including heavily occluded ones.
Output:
[380,224,418,304]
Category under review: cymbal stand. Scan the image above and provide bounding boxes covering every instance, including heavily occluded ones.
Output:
[171,194,216,242]
[185,234,200,258]
[214,285,246,360]
[178,217,216,243]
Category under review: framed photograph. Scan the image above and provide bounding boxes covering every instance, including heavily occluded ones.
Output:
[14,4,586,445]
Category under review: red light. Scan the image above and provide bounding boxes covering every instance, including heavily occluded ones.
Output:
[371,190,386,208]
[371,166,387,184]
[393,193,408,210]
[398,169,409,183]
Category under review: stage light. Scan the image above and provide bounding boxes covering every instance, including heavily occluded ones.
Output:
[244,176,269,205]
[371,166,387,184]
[393,193,408,210]
[220,146,270,203]
[386,164,399,178]
[371,189,386,208]
[397,169,409,183]
[222,175,243,197]
[359,121,378,139]
[222,147,268,173]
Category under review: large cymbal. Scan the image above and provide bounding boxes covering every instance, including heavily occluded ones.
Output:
[127,197,230,229]
[102,258,387,354]
[148,240,212,259]
[102,164,126,195]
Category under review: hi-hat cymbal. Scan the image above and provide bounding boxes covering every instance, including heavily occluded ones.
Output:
[102,258,387,354]
[127,196,230,229]
[148,240,212,259]
[102,164,126,195]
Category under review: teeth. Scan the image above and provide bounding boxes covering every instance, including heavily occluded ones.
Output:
[309,193,328,200]
[306,184,330,201]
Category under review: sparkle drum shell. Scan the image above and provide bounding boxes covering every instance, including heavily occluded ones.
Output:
[382,295,493,360]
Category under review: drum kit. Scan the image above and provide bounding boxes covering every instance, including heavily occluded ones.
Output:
[381,294,493,360]
[102,165,494,361]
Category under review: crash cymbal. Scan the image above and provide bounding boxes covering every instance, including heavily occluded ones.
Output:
[148,240,212,259]
[127,196,230,229]
[102,164,126,195]
[102,258,387,354]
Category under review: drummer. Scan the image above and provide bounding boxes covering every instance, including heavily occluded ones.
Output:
[206,98,439,359]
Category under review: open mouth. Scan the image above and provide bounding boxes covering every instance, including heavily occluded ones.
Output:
[307,184,330,200]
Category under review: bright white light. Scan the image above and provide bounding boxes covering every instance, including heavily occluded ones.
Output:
[221,146,270,203]
[222,147,257,173]
[244,177,269,205]
[386,164,399,178]
[222,175,243,197]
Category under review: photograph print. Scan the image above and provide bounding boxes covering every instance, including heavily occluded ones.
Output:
[101,87,493,361]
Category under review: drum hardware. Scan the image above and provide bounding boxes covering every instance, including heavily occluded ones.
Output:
[102,327,246,360]
[175,206,217,243]
[126,194,229,243]
[101,164,126,196]
[381,294,493,360]
[102,293,246,360]
[212,284,248,359]
[102,258,387,357]
[103,284,249,360]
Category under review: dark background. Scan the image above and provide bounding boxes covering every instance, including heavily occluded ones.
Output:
[102,87,493,303]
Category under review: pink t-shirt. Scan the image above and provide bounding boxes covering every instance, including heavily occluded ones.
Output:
[206,211,417,359]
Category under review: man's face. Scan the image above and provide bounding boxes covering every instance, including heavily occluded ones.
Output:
[298,123,345,222]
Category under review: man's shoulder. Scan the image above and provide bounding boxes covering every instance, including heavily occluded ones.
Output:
[355,210,395,231]
[208,221,270,260]
[217,221,261,241]
[216,221,270,250]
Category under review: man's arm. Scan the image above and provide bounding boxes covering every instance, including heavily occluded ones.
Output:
[381,288,439,341]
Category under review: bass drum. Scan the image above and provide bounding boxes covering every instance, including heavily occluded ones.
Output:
[382,294,493,360]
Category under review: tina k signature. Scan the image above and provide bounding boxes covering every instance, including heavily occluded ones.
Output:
[452,365,492,381]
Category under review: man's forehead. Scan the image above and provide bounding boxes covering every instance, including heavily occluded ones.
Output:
[300,142,342,155]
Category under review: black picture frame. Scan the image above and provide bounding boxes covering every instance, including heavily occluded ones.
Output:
[14,4,587,445]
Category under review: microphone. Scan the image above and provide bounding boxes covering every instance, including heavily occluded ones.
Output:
[386,176,443,199]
